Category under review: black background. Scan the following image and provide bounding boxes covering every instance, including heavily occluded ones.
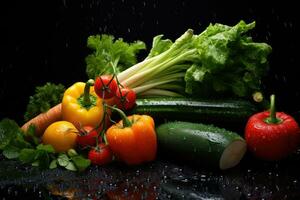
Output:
[1,0,299,124]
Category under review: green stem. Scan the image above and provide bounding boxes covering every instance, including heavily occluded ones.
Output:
[83,79,95,105]
[269,95,277,123]
[264,94,282,124]
[106,105,132,127]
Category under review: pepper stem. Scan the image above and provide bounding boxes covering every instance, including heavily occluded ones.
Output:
[264,94,282,124]
[106,104,132,127]
[83,79,95,105]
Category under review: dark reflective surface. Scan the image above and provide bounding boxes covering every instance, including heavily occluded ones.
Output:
[1,151,300,199]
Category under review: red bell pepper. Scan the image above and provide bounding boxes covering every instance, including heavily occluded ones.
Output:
[245,94,300,160]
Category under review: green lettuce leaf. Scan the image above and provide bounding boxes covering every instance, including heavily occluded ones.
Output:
[185,20,272,97]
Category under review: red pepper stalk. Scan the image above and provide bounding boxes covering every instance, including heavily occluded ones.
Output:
[245,94,300,161]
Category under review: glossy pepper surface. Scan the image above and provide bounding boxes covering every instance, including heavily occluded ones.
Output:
[62,80,104,129]
[106,110,157,165]
[245,95,300,160]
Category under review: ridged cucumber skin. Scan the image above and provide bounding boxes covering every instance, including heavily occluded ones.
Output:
[130,97,259,132]
[156,121,245,169]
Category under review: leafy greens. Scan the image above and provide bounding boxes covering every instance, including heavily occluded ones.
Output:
[87,20,272,99]
[85,34,146,78]
[24,83,65,121]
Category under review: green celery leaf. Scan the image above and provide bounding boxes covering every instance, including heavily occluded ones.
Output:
[36,151,50,169]
[71,155,91,172]
[25,124,39,145]
[36,144,55,153]
[19,149,37,163]
[67,149,78,157]
[10,134,33,149]
[31,161,39,167]
[146,35,173,58]
[57,153,70,167]
[3,145,20,159]
[49,159,58,169]
[65,161,77,171]
[0,119,22,150]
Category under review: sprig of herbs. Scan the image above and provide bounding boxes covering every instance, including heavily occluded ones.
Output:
[85,34,146,78]
[24,83,65,122]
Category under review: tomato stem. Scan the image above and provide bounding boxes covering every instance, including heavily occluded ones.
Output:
[106,104,132,127]
[264,94,282,124]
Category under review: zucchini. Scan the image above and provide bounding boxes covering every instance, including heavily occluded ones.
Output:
[130,97,259,132]
[156,121,247,170]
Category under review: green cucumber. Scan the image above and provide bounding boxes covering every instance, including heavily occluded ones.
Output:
[156,121,247,170]
[130,97,259,131]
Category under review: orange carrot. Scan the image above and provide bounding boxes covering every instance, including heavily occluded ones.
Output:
[21,103,62,136]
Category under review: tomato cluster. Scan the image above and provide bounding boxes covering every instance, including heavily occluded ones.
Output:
[94,75,136,110]
[79,75,137,165]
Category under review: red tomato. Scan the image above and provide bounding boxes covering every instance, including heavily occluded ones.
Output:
[115,87,136,110]
[88,143,113,165]
[94,75,118,99]
[76,126,102,148]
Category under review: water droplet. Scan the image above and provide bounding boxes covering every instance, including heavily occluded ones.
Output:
[7,187,11,195]
[181,178,189,183]
[268,172,272,176]
[136,169,140,176]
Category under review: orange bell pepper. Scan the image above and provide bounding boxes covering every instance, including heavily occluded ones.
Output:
[106,107,157,165]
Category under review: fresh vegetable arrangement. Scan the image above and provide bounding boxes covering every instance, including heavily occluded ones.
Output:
[1,20,298,173]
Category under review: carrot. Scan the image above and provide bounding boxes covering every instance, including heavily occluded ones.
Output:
[21,103,62,136]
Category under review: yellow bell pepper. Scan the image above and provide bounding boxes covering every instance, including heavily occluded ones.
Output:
[62,79,104,128]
